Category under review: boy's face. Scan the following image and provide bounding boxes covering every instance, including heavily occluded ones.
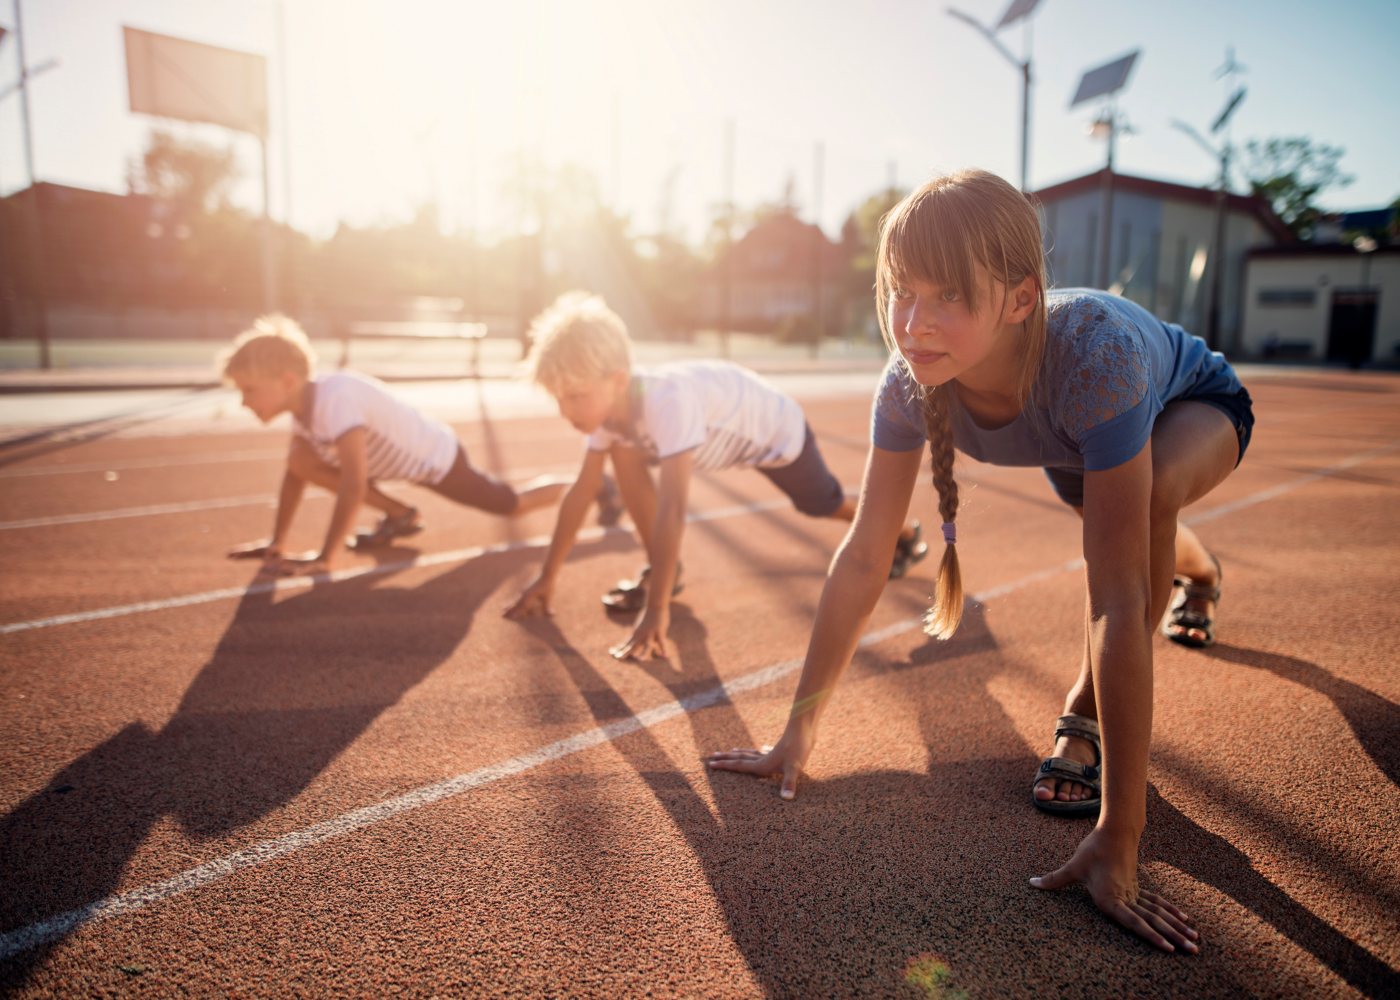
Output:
[551,371,628,434]
[232,371,301,424]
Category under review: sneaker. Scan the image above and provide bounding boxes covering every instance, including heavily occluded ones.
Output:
[889,521,929,579]
[349,508,424,550]
[601,564,684,613]
[596,474,624,527]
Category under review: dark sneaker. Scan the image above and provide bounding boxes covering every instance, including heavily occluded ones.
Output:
[889,521,929,579]
[596,474,624,528]
[349,508,424,550]
[601,563,684,613]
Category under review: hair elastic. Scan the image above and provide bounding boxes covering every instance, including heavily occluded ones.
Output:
[941,522,957,545]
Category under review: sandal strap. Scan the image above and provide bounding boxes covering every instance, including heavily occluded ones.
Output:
[1053,713,1101,767]
[1053,713,1100,745]
[1169,610,1213,630]
[1180,583,1221,602]
[1035,756,1102,791]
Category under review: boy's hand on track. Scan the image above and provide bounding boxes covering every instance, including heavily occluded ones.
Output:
[228,540,280,560]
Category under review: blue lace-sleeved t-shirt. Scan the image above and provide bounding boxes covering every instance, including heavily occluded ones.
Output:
[870,289,1241,471]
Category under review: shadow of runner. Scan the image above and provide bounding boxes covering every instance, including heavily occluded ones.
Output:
[1142,786,1400,997]
[524,605,1060,996]
[1204,642,1400,788]
[0,545,525,987]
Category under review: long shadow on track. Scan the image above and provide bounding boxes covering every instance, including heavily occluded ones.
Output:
[0,543,531,988]
[526,604,1399,996]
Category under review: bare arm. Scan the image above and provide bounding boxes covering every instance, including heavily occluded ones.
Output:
[228,441,307,562]
[504,447,610,618]
[1032,443,1199,953]
[610,448,693,660]
[707,444,924,796]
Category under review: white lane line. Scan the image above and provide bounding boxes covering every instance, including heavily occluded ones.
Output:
[0,462,575,531]
[0,450,284,479]
[1,441,1396,957]
[5,440,1394,636]
[0,561,1026,963]
[0,498,792,636]
[0,495,279,530]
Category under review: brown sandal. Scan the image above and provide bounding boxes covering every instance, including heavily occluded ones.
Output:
[1031,714,1101,818]
[1164,553,1222,648]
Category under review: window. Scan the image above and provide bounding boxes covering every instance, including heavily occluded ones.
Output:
[1258,288,1316,307]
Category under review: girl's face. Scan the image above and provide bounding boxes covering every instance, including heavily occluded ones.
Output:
[886,271,1034,390]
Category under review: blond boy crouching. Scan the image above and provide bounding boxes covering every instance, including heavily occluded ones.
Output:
[504,292,927,660]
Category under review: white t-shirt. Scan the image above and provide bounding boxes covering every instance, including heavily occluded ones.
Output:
[294,371,459,484]
[586,361,807,470]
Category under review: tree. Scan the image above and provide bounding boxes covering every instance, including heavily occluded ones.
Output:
[839,186,906,336]
[126,129,241,216]
[1240,137,1353,241]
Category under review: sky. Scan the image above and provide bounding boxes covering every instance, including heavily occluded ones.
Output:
[1,0,1397,244]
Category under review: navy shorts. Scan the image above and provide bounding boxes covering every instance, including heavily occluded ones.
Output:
[758,423,847,518]
[425,445,518,515]
[1044,386,1255,508]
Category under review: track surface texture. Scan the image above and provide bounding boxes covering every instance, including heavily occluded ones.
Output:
[2,368,1398,998]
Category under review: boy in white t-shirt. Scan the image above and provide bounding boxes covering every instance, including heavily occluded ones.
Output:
[219,314,616,576]
[504,292,927,660]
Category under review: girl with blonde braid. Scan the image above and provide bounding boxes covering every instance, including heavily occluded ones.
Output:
[708,169,1254,954]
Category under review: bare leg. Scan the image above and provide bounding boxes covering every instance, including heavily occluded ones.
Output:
[508,475,571,517]
[287,438,411,517]
[1163,521,1221,644]
[1034,402,1239,806]
[610,445,657,553]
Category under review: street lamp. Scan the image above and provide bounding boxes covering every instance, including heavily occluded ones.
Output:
[1170,69,1245,352]
[1071,50,1140,291]
[1170,117,1233,351]
[946,0,1042,193]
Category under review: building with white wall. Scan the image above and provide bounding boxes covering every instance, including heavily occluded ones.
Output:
[1033,170,1292,356]
[1242,245,1399,365]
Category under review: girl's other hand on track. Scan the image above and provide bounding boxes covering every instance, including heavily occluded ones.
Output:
[1030,825,1200,954]
[706,725,814,800]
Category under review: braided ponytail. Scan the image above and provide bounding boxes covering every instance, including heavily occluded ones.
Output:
[920,385,962,638]
[873,168,1049,640]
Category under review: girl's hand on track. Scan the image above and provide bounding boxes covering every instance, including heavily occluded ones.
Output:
[1031,825,1200,954]
[706,724,815,800]
[504,578,553,619]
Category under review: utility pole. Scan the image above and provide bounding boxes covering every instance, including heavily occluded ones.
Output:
[947,0,1042,192]
[1071,50,1140,291]
[12,0,51,368]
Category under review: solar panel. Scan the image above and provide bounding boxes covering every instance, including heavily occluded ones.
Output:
[995,0,1042,31]
[1069,50,1140,108]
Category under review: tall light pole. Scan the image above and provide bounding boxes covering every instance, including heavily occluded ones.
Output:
[6,1,54,368]
[946,0,1042,193]
[1071,50,1140,291]
[1170,57,1246,352]
[1170,118,1232,351]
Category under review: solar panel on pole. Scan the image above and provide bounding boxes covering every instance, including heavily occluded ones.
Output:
[995,0,1042,31]
[1069,51,1139,109]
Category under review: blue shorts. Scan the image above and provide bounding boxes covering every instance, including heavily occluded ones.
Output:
[758,423,846,518]
[1044,386,1255,508]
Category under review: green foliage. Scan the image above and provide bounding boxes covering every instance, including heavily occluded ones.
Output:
[1240,136,1353,240]
[127,129,241,216]
[774,312,819,344]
